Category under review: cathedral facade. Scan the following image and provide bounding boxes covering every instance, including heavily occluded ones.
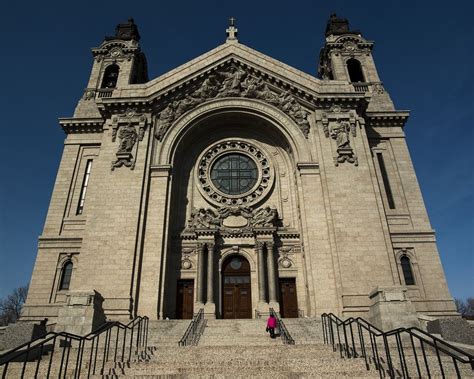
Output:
[23,16,456,322]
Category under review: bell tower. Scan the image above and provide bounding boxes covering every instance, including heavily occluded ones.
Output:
[74,19,148,117]
[318,14,394,111]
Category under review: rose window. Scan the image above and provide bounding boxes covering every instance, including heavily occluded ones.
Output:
[197,140,273,206]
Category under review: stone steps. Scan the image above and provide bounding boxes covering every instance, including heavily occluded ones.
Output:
[2,318,473,378]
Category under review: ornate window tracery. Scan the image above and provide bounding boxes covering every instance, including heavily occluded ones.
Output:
[197,140,273,206]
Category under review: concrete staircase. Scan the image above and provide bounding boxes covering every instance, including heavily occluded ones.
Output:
[2,318,473,377]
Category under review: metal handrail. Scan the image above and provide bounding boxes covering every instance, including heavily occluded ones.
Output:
[270,308,295,345]
[321,313,474,378]
[178,309,205,346]
[0,316,149,378]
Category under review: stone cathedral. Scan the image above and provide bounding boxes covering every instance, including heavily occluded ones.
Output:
[23,15,457,326]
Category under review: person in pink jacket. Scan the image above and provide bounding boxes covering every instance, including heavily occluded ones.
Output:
[266,314,277,339]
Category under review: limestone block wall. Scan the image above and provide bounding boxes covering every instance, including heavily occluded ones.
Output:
[73,119,152,319]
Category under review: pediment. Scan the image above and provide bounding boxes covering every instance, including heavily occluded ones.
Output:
[98,42,366,140]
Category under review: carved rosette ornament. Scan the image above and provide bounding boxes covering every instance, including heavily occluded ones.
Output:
[197,141,273,207]
[154,63,311,141]
[111,109,147,170]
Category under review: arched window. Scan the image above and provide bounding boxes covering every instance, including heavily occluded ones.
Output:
[59,261,73,290]
[101,64,120,88]
[347,58,365,82]
[400,255,415,285]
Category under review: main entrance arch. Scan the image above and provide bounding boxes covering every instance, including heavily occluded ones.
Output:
[222,255,252,319]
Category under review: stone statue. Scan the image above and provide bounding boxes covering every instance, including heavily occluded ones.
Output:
[330,120,351,148]
[193,74,219,99]
[155,101,178,141]
[175,94,200,117]
[217,66,246,97]
[117,123,138,152]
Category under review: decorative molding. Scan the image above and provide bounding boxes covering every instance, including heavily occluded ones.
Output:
[59,118,104,134]
[154,62,311,141]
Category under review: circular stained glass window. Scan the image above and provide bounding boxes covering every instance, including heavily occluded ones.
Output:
[210,153,258,195]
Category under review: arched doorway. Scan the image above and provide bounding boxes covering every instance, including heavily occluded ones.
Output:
[222,255,252,319]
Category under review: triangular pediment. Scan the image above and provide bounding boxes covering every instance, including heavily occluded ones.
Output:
[106,41,360,106]
[99,42,366,140]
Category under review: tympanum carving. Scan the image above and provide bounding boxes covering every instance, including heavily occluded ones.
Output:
[155,63,311,141]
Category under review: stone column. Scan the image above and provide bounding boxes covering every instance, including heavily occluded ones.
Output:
[205,242,216,318]
[257,242,266,303]
[207,243,215,304]
[266,242,279,310]
[196,243,205,305]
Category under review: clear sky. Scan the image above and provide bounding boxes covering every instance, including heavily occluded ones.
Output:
[0,0,472,301]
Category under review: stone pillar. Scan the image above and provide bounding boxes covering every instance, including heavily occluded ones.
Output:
[266,242,279,311]
[205,243,216,318]
[196,243,206,305]
[257,242,266,303]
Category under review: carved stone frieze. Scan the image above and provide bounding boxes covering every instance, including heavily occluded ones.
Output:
[183,205,279,235]
[154,63,311,141]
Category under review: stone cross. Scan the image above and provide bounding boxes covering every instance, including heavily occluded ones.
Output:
[226,17,238,42]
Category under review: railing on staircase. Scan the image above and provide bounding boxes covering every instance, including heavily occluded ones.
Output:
[0,316,149,379]
[321,313,474,378]
[178,308,205,347]
[270,308,295,345]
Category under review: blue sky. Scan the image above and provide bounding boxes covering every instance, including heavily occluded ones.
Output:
[0,0,472,301]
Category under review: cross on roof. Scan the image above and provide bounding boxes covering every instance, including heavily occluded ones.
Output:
[226,16,238,42]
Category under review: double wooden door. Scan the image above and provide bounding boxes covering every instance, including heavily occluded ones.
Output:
[222,256,252,319]
[176,280,194,319]
[279,278,298,318]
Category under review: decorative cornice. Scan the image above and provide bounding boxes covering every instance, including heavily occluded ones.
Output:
[365,111,410,127]
[59,118,104,134]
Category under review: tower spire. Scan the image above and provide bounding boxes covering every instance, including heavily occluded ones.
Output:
[226,16,238,42]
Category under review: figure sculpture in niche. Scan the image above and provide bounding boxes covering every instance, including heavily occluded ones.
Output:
[330,120,350,149]
[118,122,138,152]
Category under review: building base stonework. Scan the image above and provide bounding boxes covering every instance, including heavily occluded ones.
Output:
[55,291,105,335]
[368,286,420,331]
[427,318,474,345]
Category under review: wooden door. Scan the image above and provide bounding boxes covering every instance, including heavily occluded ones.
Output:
[176,280,194,319]
[222,256,252,319]
[279,278,298,318]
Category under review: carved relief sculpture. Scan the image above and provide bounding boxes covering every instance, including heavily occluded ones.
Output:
[154,63,311,141]
[329,120,358,166]
[184,205,279,233]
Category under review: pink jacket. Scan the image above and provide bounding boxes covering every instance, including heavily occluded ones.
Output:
[267,316,277,328]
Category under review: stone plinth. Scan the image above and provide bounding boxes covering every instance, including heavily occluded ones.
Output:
[0,321,47,351]
[368,286,420,331]
[56,290,105,335]
[427,317,474,345]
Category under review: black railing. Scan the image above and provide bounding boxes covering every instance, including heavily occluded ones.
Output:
[270,308,295,345]
[0,316,148,378]
[322,313,474,378]
[178,308,205,346]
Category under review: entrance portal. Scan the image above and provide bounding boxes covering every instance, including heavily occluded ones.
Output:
[176,280,194,319]
[279,278,298,318]
[222,256,252,319]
